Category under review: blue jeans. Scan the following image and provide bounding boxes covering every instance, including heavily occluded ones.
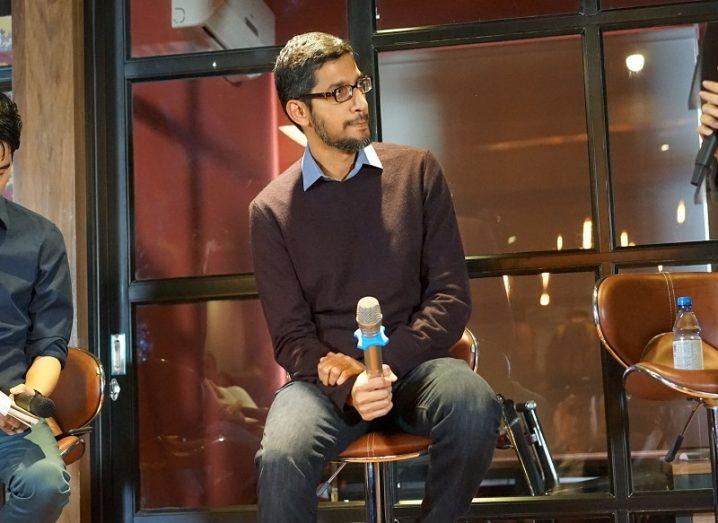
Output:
[256,357,501,523]
[0,419,71,523]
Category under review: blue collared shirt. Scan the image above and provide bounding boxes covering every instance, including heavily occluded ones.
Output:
[0,196,73,390]
[301,144,383,191]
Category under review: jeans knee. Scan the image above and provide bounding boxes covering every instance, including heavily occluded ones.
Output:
[10,460,71,506]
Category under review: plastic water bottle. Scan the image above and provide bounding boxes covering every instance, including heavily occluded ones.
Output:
[672,296,704,370]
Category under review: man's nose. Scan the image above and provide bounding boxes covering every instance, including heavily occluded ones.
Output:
[350,87,369,111]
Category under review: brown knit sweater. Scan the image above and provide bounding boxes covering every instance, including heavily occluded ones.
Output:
[249,143,471,409]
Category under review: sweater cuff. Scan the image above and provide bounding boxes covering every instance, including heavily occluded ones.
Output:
[319,375,358,410]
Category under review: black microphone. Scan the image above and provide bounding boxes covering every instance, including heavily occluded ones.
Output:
[356,296,385,378]
[691,133,718,187]
[1,389,55,418]
[691,22,718,189]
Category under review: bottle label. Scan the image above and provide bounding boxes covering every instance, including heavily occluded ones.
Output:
[673,339,704,370]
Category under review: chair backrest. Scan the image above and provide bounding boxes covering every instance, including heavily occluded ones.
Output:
[51,347,105,433]
[448,328,479,371]
[594,272,718,368]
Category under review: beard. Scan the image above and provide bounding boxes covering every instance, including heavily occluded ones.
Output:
[310,111,371,153]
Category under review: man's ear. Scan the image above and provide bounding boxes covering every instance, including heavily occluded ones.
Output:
[286,99,311,128]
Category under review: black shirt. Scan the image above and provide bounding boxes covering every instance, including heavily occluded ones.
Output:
[0,196,73,390]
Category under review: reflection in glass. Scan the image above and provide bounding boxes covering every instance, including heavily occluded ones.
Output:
[131,74,304,280]
[0,15,11,66]
[605,26,714,246]
[379,37,592,255]
[130,0,347,58]
[135,299,284,509]
[391,272,607,503]
[618,264,713,492]
[375,0,577,30]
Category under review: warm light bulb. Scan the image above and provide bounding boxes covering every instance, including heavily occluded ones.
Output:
[540,292,550,306]
[620,230,629,247]
[507,236,517,245]
[541,272,550,289]
[677,200,686,224]
[661,144,670,152]
[657,265,664,272]
[502,275,510,298]
[582,218,593,249]
[626,53,645,73]
[556,234,563,251]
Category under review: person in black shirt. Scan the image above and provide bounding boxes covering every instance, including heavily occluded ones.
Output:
[0,92,73,522]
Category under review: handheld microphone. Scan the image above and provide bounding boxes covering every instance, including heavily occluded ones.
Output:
[354,296,389,378]
[691,133,718,187]
[1,389,55,418]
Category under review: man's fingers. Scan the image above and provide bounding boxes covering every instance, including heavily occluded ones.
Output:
[702,103,718,120]
[328,366,343,385]
[354,387,391,405]
[700,89,718,105]
[358,400,393,421]
[700,112,718,129]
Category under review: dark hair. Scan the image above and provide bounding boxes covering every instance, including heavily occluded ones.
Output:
[0,92,21,156]
[274,32,354,123]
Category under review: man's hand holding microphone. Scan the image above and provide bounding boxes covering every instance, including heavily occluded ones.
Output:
[316,296,397,421]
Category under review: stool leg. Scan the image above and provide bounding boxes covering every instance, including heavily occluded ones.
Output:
[364,462,395,523]
[706,405,718,523]
[365,462,379,523]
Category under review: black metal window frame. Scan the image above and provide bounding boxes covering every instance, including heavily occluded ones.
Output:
[86,0,718,521]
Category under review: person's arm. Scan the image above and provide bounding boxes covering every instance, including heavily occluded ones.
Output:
[250,202,358,409]
[1,225,72,434]
[382,150,471,379]
[699,79,718,159]
[23,224,73,382]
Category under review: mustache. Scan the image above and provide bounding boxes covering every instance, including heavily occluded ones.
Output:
[344,115,369,128]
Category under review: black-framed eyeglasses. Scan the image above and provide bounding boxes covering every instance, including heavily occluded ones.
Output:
[301,76,373,103]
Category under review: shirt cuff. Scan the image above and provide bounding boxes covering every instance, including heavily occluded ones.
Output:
[26,339,68,369]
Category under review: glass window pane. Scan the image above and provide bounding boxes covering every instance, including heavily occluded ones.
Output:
[468,272,607,496]
[130,0,347,58]
[605,25,715,246]
[379,37,592,256]
[601,0,703,8]
[376,1,577,30]
[0,13,11,66]
[135,299,284,509]
[131,74,304,280]
[395,272,607,500]
[617,264,713,493]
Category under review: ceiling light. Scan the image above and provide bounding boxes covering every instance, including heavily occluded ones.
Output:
[626,53,645,73]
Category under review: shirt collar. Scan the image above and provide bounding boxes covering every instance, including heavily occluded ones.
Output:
[301,143,383,191]
[0,196,8,229]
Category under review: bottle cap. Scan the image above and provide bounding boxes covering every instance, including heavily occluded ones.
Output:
[676,296,692,308]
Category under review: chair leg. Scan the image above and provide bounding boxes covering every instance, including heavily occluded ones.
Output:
[364,462,394,523]
[706,404,718,523]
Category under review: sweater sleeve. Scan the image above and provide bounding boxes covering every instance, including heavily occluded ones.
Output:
[382,150,472,379]
[249,201,356,409]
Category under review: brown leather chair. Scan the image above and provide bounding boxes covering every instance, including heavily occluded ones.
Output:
[0,347,104,506]
[594,272,718,521]
[50,346,105,465]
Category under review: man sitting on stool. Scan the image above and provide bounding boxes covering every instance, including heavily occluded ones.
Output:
[0,92,73,523]
[251,32,501,522]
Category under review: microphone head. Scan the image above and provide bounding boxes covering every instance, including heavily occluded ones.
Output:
[30,396,56,418]
[356,296,382,328]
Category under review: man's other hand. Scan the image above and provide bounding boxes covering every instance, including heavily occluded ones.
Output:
[349,365,397,421]
[0,383,34,435]
[699,79,718,155]
[318,352,365,386]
